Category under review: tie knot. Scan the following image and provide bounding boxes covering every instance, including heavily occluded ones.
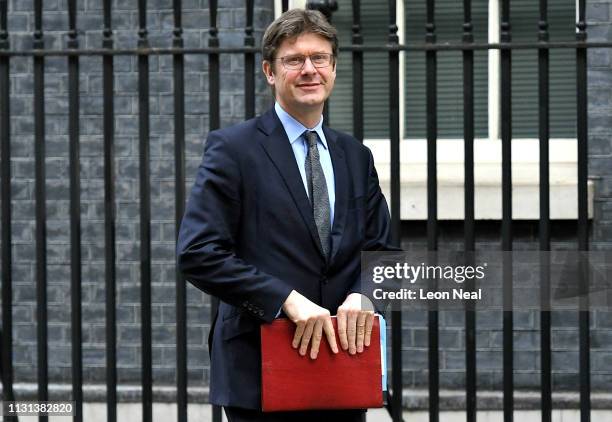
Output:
[304,130,318,148]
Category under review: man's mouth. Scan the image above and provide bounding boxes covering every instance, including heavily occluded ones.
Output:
[297,82,322,88]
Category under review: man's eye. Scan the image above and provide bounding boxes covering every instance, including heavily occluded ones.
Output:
[311,54,326,63]
[286,56,304,65]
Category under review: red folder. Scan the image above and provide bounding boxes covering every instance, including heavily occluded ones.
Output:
[260,317,383,412]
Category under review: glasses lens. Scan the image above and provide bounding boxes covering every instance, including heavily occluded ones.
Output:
[283,55,305,69]
[280,54,332,69]
[311,54,330,67]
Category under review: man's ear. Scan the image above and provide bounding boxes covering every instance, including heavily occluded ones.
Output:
[262,61,275,86]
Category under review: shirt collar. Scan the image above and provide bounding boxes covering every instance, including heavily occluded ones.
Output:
[274,102,328,149]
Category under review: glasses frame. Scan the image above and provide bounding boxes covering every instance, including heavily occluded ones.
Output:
[274,53,335,70]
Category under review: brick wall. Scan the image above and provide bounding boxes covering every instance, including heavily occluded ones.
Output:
[586,0,612,393]
[3,0,275,386]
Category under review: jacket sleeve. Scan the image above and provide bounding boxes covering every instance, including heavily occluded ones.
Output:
[176,130,293,323]
[348,146,401,314]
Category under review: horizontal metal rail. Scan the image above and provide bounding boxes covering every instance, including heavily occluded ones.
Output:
[0,41,610,57]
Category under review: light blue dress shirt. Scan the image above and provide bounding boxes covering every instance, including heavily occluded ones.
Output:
[274,102,336,226]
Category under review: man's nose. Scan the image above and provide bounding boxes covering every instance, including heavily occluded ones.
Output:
[301,56,317,73]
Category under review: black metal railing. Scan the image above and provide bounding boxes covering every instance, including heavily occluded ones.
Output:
[0,1,608,422]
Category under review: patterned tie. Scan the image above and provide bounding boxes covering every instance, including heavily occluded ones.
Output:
[304,130,331,258]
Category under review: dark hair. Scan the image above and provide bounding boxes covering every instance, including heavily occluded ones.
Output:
[262,9,338,67]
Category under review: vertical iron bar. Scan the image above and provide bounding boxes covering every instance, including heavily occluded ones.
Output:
[209,2,222,422]
[538,1,551,422]
[102,0,117,421]
[322,12,331,126]
[576,1,590,421]
[67,1,83,420]
[0,2,16,419]
[500,1,513,421]
[244,0,255,119]
[282,0,289,13]
[209,1,220,131]
[425,1,439,421]
[33,2,48,421]
[462,0,476,421]
[351,0,364,142]
[388,1,402,422]
[173,1,187,421]
[137,1,153,421]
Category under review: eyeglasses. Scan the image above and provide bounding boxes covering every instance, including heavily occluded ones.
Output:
[274,53,334,70]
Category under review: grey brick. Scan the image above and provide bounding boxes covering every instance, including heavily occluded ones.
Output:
[12,305,34,322]
[11,221,34,243]
[513,331,538,350]
[443,351,465,370]
[152,284,176,304]
[186,285,208,305]
[515,351,538,370]
[42,12,69,32]
[83,346,106,365]
[184,94,210,114]
[590,135,612,155]
[152,324,176,345]
[84,0,103,11]
[439,372,466,389]
[48,324,68,345]
[150,74,173,93]
[116,116,139,135]
[15,324,37,344]
[476,351,502,370]
[82,304,106,323]
[48,304,71,321]
[79,13,104,31]
[597,176,612,197]
[401,349,428,370]
[514,372,540,389]
[552,351,579,372]
[592,350,612,372]
[593,373,612,389]
[118,324,141,345]
[589,69,612,87]
[588,49,612,68]
[151,116,174,134]
[587,4,610,23]
[48,345,72,366]
[117,305,137,324]
[551,310,578,327]
[552,329,580,350]
[115,73,139,93]
[118,284,141,305]
[13,345,35,365]
[7,13,29,32]
[588,24,612,42]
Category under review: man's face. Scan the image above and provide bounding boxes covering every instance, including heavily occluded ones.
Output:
[263,32,336,115]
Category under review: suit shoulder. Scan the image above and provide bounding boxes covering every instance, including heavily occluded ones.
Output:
[328,127,373,157]
[208,116,259,148]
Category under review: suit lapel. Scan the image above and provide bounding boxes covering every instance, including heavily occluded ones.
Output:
[325,126,348,264]
[257,109,326,259]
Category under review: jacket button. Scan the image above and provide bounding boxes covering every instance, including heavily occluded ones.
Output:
[320,276,328,285]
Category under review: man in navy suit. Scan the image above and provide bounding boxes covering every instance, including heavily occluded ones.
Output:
[177,8,394,422]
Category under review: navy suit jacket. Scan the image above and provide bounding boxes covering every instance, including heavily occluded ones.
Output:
[177,108,394,409]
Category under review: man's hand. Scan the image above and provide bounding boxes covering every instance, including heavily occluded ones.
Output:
[336,293,375,355]
[282,290,339,359]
